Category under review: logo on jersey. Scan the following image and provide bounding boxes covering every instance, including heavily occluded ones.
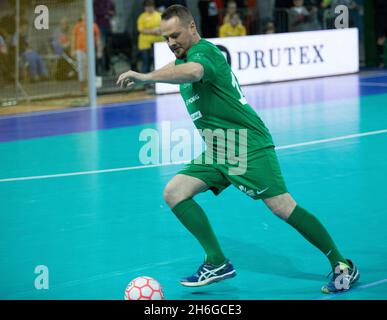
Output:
[192,52,204,59]
[239,185,269,198]
[186,94,200,106]
[190,111,202,121]
[181,83,192,89]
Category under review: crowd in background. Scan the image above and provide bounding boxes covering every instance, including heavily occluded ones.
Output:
[131,0,369,79]
[0,0,386,90]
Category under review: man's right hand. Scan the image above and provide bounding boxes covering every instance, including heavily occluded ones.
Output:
[116,70,150,89]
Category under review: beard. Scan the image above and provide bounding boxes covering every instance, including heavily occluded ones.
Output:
[170,46,186,59]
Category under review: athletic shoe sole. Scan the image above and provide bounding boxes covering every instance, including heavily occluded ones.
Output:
[180,269,237,287]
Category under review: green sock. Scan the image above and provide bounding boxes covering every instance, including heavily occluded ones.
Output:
[172,198,226,266]
[287,205,348,269]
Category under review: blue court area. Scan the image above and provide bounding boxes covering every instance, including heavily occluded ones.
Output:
[1,71,387,300]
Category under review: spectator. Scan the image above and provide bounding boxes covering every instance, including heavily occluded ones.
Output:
[224,0,247,10]
[223,0,238,24]
[52,18,75,81]
[155,0,187,13]
[264,20,276,34]
[93,0,116,75]
[198,0,219,38]
[304,0,321,29]
[224,0,249,28]
[52,18,71,55]
[305,0,323,28]
[137,0,164,74]
[254,0,275,34]
[13,23,49,83]
[0,28,12,84]
[288,0,316,32]
[22,44,49,82]
[0,12,17,37]
[219,13,247,37]
[71,12,102,93]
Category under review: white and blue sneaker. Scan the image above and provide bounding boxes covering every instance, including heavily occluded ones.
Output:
[321,259,360,294]
[180,260,236,287]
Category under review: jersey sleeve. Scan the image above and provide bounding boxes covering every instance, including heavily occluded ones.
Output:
[187,45,216,83]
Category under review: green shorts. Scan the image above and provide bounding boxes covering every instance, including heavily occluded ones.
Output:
[177,147,288,200]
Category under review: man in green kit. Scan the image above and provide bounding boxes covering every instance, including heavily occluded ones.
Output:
[117,5,359,294]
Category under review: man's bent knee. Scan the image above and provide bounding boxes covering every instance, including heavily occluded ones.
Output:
[263,193,297,220]
[163,174,209,209]
[163,186,190,209]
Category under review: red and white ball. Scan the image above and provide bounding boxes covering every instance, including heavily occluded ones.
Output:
[124,276,164,300]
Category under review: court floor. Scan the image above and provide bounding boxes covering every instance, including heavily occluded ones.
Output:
[1,71,387,300]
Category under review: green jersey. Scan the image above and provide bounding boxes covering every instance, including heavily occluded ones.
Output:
[176,38,274,157]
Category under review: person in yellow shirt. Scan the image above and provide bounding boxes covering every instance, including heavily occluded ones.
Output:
[219,13,246,38]
[137,0,164,74]
[223,0,237,25]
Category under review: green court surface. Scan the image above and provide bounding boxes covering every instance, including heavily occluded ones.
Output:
[1,81,387,300]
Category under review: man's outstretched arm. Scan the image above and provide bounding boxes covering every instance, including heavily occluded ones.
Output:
[116,62,204,88]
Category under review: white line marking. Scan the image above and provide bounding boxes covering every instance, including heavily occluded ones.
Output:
[276,129,387,150]
[359,278,387,289]
[1,128,387,183]
[0,161,188,183]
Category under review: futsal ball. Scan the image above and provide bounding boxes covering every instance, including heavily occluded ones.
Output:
[124,276,165,300]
